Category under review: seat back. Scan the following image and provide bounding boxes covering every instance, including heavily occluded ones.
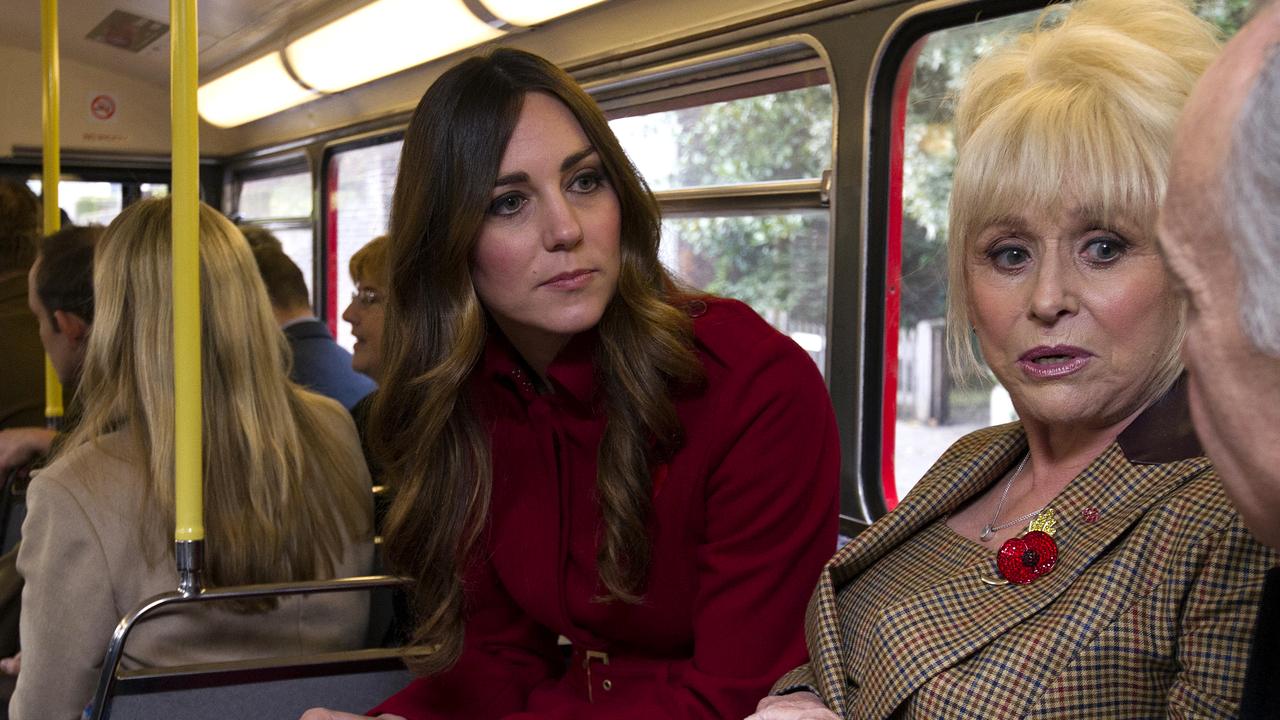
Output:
[89,575,418,720]
[105,651,413,719]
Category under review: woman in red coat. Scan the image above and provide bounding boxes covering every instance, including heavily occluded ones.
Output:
[304,48,839,720]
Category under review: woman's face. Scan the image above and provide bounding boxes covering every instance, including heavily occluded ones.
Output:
[342,276,385,380]
[471,91,622,368]
[967,202,1181,430]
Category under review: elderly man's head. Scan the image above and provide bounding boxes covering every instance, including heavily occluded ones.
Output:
[1159,1,1280,549]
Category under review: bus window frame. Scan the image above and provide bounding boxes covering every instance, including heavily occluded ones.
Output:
[226,153,318,306]
[862,0,1055,519]
[0,156,196,211]
[318,129,406,339]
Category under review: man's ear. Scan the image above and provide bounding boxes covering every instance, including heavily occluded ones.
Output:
[52,310,90,343]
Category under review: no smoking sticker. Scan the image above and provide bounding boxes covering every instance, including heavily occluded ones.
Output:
[89,93,117,122]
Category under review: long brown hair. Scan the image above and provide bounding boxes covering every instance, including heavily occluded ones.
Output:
[63,199,371,610]
[373,48,704,672]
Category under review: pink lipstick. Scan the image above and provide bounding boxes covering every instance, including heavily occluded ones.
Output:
[1017,345,1093,379]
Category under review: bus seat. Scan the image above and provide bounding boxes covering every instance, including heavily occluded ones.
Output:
[103,651,413,719]
[88,575,419,720]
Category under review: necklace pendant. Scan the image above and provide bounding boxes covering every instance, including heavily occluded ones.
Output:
[979,525,995,542]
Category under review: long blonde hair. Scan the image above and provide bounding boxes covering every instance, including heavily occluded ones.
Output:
[946,0,1220,395]
[62,198,370,606]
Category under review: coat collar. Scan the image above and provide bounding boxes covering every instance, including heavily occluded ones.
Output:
[480,328,598,407]
[281,317,331,339]
[811,377,1210,718]
[1117,374,1202,464]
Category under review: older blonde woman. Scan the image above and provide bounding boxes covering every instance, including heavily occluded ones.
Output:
[11,199,375,720]
[752,1,1276,718]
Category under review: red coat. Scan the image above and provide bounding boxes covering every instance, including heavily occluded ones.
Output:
[372,298,839,719]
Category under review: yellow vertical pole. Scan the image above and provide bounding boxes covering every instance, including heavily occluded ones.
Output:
[40,0,64,429]
[171,0,204,594]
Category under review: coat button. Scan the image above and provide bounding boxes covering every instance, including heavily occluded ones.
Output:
[602,679,612,691]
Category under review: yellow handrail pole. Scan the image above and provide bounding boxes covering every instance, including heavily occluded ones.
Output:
[171,0,204,595]
[40,0,64,429]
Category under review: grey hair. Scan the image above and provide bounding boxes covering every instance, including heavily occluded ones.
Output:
[1226,44,1280,356]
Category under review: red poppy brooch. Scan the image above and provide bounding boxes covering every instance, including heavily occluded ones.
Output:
[990,508,1059,585]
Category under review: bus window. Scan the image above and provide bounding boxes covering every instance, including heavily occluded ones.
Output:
[885,10,1040,507]
[236,169,315,299]
[27,179,124,225]
[608,63,833,373]
[325,138,403,351]
[140,183,169,200]
[884,0,1249,508]
[611,84,832,191]
[660,211,830,369]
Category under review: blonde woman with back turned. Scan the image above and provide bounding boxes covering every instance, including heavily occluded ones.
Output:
[752,0,1276,717]
[10,198,375,720]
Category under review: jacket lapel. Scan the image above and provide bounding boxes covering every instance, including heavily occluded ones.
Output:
[807,423,1027,715]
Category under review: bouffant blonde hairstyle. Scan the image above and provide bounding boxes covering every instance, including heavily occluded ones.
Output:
[946,0,1220,385]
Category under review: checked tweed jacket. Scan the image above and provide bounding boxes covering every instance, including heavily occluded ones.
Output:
[775,380,1277,719]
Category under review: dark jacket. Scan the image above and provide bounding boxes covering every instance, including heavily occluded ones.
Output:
[0,274,45,429]
[283,318,375,410]
[1240,566,1280,719]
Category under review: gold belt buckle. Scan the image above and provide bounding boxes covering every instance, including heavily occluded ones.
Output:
[583,650,609,702]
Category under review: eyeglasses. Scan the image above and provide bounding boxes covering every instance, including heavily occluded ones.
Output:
[350,287,383,307]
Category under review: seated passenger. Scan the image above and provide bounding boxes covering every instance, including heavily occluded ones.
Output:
[10,199,375,720]
[0,225,101,477]
[1159,6,1280,715]
[0,225,101,677]
[0,180,44,431]
[751,2,1277,718]
[304,48,839,720]
[343,235,388,383]
[251,241,376,410]
[342,236,388,483]
[238,222,284,252]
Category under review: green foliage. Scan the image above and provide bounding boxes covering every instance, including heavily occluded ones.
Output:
[1195,0,1255,35]
[673,87,831,187]
[668,86,832,326]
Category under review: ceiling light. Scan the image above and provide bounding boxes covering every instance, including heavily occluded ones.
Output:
[197,53,317,128]
[286,0,505,94]
[479,0,607,26]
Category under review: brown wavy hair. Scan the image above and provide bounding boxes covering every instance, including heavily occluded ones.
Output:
[373,48,704,672]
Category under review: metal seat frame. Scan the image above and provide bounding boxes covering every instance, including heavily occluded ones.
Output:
[88,574,419,720]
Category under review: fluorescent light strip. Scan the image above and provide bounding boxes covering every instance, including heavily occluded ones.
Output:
[479,0,607,26]
[197,0,610,127]
[197,53,317,128]
[286,0,505,93]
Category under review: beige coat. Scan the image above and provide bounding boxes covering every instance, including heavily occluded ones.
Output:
[10,397,375,720]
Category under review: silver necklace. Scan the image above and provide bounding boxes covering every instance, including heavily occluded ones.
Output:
[979,453,1043,542]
